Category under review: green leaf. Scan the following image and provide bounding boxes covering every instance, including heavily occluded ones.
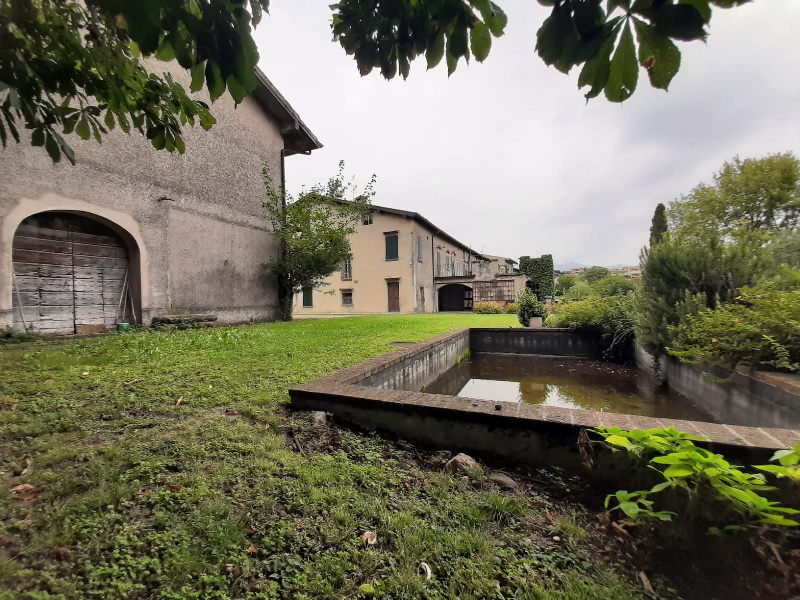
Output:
[604,21,638,103]
[190,62,205,93]
[31,129,45,147]
[663,464,695,478]
[578,30,617,100]
[427,31,445,69]
[45,133,61,163]
[154,40,175,61]
[470,21,491,62]
[535,6,572,67]
[619,501,640,519]
[679,0,712,23]
[633,18,681,90]
[649,4,707,41]
[75,116,91,140]
[104,110,116,131]
[226,74,246,104]
[449,19,469,58]
[608,0,631,12]
[175,135,185,154]
[206,62,226,101]
[604,435,632,447]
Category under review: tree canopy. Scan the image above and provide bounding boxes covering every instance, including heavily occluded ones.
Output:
[669,153,800,239]
[2,0,756,165]
[649,202,668,246]
[331,0,751,102]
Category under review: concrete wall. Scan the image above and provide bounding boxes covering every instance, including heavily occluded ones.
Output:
[291,329,800,478]
[357,330,469,391]
[470,328,612,359]
[0,63,292,328]
[636,346,800,429]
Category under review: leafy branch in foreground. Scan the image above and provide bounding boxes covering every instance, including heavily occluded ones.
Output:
[331,0,750,102]
[262,160,374,321]
[0,0,269,164]
[595,426,800,529]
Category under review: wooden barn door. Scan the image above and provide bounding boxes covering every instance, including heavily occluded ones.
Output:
[387,280,400,313]
[12,213,131,334]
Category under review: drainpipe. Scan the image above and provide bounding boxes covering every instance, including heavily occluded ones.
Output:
[431,228,439,312]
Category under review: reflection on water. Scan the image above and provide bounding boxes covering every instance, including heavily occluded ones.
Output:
[425,354,717,423]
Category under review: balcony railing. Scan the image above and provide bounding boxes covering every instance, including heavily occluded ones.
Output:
[435,263,473,278]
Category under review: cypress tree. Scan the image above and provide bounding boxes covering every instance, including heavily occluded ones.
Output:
[649,203,668,246]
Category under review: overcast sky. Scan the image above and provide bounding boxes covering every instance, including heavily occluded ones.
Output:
[255,1,800,268]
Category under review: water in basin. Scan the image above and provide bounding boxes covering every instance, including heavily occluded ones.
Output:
[424,353,717,423]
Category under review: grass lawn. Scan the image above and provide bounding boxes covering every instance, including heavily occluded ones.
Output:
[0,314,650,599]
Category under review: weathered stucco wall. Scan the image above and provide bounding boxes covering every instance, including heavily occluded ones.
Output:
[635,345,800,429]
[0,63,290,327]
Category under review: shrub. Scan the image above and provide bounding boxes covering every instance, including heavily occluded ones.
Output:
[595,427,800,530]
[590,274,635,297]
[561,282,592,302]
[504,303,519,314]
[516,288,547,327]
[668,280,800,372]
[473,302,503,314]
[544,295,635,359]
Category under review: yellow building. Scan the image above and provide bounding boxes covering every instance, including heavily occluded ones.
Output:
[293,203,527,315]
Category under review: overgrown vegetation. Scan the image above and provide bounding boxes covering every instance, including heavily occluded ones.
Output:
[2,314,660,599]
[544,295,635,359]
[594,427,800,531]
[519,255,554,300]
[637,152,800,369]
[668,275,800,372]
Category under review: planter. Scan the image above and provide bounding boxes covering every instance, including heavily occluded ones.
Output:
[529,317,543,329]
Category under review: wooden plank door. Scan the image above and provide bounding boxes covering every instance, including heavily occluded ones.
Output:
[387,281,400,312]
[12,214,129,334]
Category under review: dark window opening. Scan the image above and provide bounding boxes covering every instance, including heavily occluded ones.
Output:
[385,234,399,261]
[302,287,313,307]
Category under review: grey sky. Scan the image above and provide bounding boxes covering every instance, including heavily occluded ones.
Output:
[255,1,800,267]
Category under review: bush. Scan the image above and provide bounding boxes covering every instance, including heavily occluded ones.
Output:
[595,427,800,530]
[516,288,547,327]
[473,302,503,314]
[505,303,519,314]
[668,279,800,372]
[590,274,635,297]
[561,282,592,302]
[545,295,635,359]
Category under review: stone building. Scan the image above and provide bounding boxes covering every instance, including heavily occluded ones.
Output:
[0,68,321,334]
[294,202,527,315]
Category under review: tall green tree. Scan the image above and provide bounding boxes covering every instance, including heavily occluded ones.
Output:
[262,161,374,321]
[584,266,611,283]
[669,153,800,239]
[649,202,668,246]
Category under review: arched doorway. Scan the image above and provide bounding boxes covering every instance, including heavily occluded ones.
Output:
[11,212,137,334]
[438,283,473,312]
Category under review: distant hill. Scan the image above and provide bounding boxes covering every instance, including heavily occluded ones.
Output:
[554,261,636,272]
[554,261,587,272]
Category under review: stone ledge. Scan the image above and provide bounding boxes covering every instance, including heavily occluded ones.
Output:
[289,328,800,471]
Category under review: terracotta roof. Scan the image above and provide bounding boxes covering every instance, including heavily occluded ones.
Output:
[252,68,322,156]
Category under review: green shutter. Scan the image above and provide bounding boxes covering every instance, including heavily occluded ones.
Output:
[417,236,423,262]
[302,287,313,307]
[385,234,399,260]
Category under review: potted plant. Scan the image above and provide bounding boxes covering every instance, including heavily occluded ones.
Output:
[516,288,548,328]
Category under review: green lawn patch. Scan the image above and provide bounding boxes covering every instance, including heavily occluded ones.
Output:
[1,314,648,599]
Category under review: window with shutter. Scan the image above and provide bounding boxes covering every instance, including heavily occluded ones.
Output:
[385,233,399,260]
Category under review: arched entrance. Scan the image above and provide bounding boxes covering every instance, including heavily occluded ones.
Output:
[11,212,138,334]
[438,283,473,312]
